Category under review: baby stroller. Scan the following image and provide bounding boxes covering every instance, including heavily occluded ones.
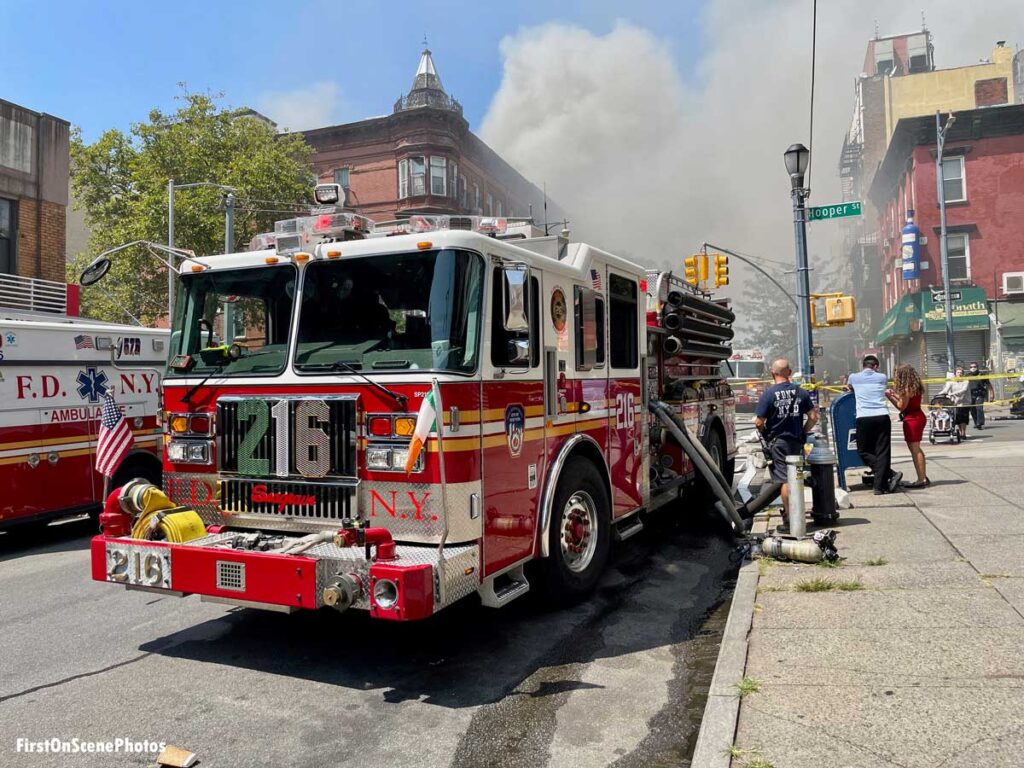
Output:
[928,395,960,444]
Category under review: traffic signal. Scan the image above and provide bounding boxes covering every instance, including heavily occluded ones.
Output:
[825,296,856,324]
[699,253,709,284]
[713,253,730,287]
[683,255,700,286]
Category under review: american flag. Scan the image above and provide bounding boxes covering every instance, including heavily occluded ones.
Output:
[96,393,134,477]
[75,334,94,350]
[590,268,603,291]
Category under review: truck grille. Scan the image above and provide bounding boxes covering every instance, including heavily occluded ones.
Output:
[217,396,358,479]
[220,477,357,522]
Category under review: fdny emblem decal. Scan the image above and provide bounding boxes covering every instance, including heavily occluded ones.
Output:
[505,404,525,458]
[76,367,110,403]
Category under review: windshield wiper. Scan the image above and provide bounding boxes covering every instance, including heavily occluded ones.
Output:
[182,364,224,404]
[306,359,408,409]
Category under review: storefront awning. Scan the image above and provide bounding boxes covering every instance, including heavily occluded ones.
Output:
[877,287,991,345]
[919,287,990,333]
[996,302,1024,339]
[875,293,917,344]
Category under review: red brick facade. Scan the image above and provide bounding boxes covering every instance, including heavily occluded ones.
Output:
[974,77,1009,107]
[15,198,67,283]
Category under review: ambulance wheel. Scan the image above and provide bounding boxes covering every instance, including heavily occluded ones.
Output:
[541,458,611,604]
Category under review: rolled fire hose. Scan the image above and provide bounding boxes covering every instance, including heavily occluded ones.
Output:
[121,479,207,543]
[279,531,336,556]
[649,400,745,536]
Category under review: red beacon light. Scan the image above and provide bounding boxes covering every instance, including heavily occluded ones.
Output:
[274,212,373,253]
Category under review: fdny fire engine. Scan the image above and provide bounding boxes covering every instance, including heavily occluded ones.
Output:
[0,275,165,531]
[84,194,741,620]
[723,349,768,412]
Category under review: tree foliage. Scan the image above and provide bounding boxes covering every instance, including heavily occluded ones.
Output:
[732,274,798,363]
[69,89,313,324]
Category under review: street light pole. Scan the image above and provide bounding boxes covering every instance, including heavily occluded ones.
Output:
[167,179,175,320]
[936,111,957,373]
[784,143,815,395]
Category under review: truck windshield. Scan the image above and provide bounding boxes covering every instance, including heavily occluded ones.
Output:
[728,361,766,379]
[170,265,296,376]
[294,248,484,374]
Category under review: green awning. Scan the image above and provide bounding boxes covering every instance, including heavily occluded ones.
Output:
[996,302,1024,339]
[876,293,917,344]
[919,287,990,333]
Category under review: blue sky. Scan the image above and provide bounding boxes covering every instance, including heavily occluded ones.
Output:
[4,0,708,140]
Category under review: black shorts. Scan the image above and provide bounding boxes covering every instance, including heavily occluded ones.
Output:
[768,437,804,483]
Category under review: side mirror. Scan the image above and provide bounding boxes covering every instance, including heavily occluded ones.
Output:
[502,265,530,332]
[507,339,531,365]
[79,255,112,286]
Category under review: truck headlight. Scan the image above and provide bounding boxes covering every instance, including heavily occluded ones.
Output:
[167,440,212,464]
[366,447,392,470]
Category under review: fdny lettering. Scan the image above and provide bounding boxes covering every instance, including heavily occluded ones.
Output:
[119,372,158,394]
[251,484,316,511]
[369,490,437,521]
[165,475,217,508]
[15,372,157,400]
[50,406,102,423]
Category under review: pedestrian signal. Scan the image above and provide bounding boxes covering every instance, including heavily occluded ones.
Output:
[713,253,730,287]
[825,296,856,324]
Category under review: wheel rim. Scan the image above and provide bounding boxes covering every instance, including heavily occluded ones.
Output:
[708,439,723,471]
[560,491,598,573]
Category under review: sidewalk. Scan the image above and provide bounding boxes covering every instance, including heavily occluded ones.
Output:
[705,416,1024,768]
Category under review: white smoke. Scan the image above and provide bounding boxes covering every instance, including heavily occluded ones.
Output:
[481,3,1023,301]
[257,82,345,132]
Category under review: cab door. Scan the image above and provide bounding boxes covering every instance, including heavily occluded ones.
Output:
[606,270,644,515]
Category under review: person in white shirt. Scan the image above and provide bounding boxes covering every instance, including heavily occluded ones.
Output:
[847,355,902,494]
[940,367,970,440]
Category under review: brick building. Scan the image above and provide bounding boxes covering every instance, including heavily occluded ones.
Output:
[302,47,564,226]
[835,28,1021,369]
[869,103,1024,390]
[0,99,70,285]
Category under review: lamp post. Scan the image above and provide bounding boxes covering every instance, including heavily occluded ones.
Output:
[936,111,957,373]
[167,180,237,320]
[784,143,815,395]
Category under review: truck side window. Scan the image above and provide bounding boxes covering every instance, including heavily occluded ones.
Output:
[574,285,605,371]
[609,274,638,369]
[491,268,539,367]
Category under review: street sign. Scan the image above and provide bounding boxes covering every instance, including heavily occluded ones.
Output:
[930,289,962,303]
[808,201,862,221]
[811,344,824,358]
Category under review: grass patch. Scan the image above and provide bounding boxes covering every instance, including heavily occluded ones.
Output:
[746,759,776,768]
[816,558,843,569]
[757,557,775,577]
[757,584,786,593]
[835,579,865,591]
[862,556,889,566]
[794,577,835,592]
[735,677,762,698]
[725,746,771,765]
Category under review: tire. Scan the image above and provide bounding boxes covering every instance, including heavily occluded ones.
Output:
[539,457,611,605]
[110,455,162,491]
[696,428,727,503]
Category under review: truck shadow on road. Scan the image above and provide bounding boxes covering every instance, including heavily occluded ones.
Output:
[0,516,95,563]
[138,513,738,711]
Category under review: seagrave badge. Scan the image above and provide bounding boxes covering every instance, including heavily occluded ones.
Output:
[505,404,525,458]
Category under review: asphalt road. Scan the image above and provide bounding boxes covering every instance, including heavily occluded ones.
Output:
[0,503,739,768]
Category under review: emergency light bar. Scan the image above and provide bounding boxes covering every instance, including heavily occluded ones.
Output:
[248,232,276,252]
[273,212,373,253]
[372,215,509,237]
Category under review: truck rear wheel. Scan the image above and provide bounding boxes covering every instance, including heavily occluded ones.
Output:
[539,458,610,605]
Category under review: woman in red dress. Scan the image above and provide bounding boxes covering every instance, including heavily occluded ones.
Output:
[886,364,929,488]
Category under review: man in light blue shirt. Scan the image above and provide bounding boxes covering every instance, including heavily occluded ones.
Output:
[848,355,902,494]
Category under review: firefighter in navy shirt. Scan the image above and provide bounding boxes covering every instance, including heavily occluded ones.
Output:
[754,358,818,532]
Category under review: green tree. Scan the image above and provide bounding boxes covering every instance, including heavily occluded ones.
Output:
[69,89,313,323]
[733,276,798,363]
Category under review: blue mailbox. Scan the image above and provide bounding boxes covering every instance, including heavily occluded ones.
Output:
[830,391,864,490]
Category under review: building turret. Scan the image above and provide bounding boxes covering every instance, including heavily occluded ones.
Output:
[394,45,463,115]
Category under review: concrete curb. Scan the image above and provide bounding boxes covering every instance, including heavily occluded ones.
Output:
[689,553,760,767]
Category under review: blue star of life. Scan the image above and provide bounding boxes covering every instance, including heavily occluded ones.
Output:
[76,367,110,403]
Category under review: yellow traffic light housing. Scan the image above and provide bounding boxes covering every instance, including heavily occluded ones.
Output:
[713,253,730,287]
[683,255,700,286]
[698,253,709,284]
[825,296,856,324]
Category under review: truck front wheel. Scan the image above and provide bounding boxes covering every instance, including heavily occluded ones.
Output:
[540,458,611,605]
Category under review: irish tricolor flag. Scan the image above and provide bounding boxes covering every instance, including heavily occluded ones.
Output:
[404,390,437,474]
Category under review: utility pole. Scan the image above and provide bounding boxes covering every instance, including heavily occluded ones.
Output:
[167,179,175,320]
[936,111,957,373]
[223,192,236,341]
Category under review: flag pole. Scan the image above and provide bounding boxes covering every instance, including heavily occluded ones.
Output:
[431,378,448,607]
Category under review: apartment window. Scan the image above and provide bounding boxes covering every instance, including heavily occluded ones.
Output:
[430,156,447,196]
[398,159,408,199]
[333,168,350,188]
[460,177,467,208]
[0,199,14,275]
[486,192,493,216]
[496,200,502,218]
[946,234,970,281]
[450,161,459,199]
[942,156,965,202]
[473,183,480,212]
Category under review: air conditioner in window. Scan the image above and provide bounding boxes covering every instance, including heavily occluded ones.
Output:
[1004,272,1024,296]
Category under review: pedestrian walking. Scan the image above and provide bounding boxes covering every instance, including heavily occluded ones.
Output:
[940,367,970,440]
[754,358,818,532]
[848,354,903,494]
[966,362,995,430]
[886,364,929,488]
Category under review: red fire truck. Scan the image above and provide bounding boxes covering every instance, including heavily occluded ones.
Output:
[723,349,768,412]
[0,275,166,532]
[86,206,738,620]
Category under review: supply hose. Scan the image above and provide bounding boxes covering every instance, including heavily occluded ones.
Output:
[648,400,745,536]
[122,480,207,543]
